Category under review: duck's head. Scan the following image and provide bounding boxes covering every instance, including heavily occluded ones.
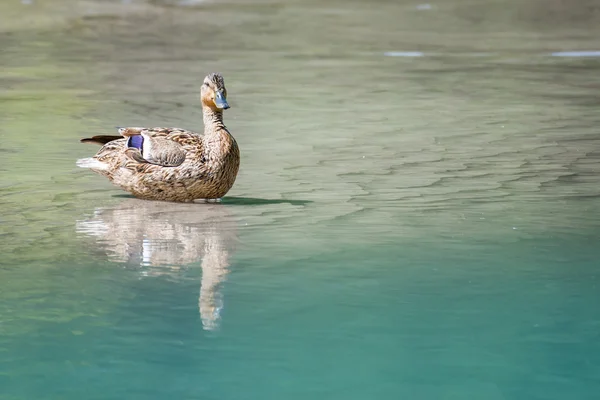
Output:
[201,72,229,111]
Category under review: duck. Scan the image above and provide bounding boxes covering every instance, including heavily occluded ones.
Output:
[76,72,240,203]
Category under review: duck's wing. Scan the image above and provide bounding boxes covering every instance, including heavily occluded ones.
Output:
[125,137,187,167]
[122,127,204,168]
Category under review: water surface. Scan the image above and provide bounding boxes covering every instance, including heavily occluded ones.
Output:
[1,0,600,398]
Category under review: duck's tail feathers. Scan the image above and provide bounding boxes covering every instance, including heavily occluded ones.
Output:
[76,157,109,171]
[80,135,122,145]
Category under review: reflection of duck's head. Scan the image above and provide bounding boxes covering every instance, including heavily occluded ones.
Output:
[76,199,238,330]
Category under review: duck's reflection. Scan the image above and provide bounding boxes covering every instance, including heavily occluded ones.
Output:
[76,199,237,331]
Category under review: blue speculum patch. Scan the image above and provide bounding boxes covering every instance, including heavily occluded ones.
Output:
[127,135,144,150]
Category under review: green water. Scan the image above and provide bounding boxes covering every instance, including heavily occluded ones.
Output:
[2,0,600,398]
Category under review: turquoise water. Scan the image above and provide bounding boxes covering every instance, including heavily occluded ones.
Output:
[3,237,600,398]
[2,0,600,398]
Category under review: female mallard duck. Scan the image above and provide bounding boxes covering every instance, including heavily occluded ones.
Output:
[77,72,239,203]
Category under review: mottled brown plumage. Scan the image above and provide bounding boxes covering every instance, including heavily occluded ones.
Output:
[77,73,240,202]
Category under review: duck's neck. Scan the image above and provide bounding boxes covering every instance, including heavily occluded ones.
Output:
[202,107,234,160]
[203,107,225,134]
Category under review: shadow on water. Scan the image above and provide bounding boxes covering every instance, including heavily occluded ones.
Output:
[111,194,312,206]
[222,196,312,206]
[76,198,238,331]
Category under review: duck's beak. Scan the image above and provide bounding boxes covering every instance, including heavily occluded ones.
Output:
[214,91,230,110]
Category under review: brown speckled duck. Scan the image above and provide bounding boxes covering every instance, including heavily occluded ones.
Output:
[76,73,240,202]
